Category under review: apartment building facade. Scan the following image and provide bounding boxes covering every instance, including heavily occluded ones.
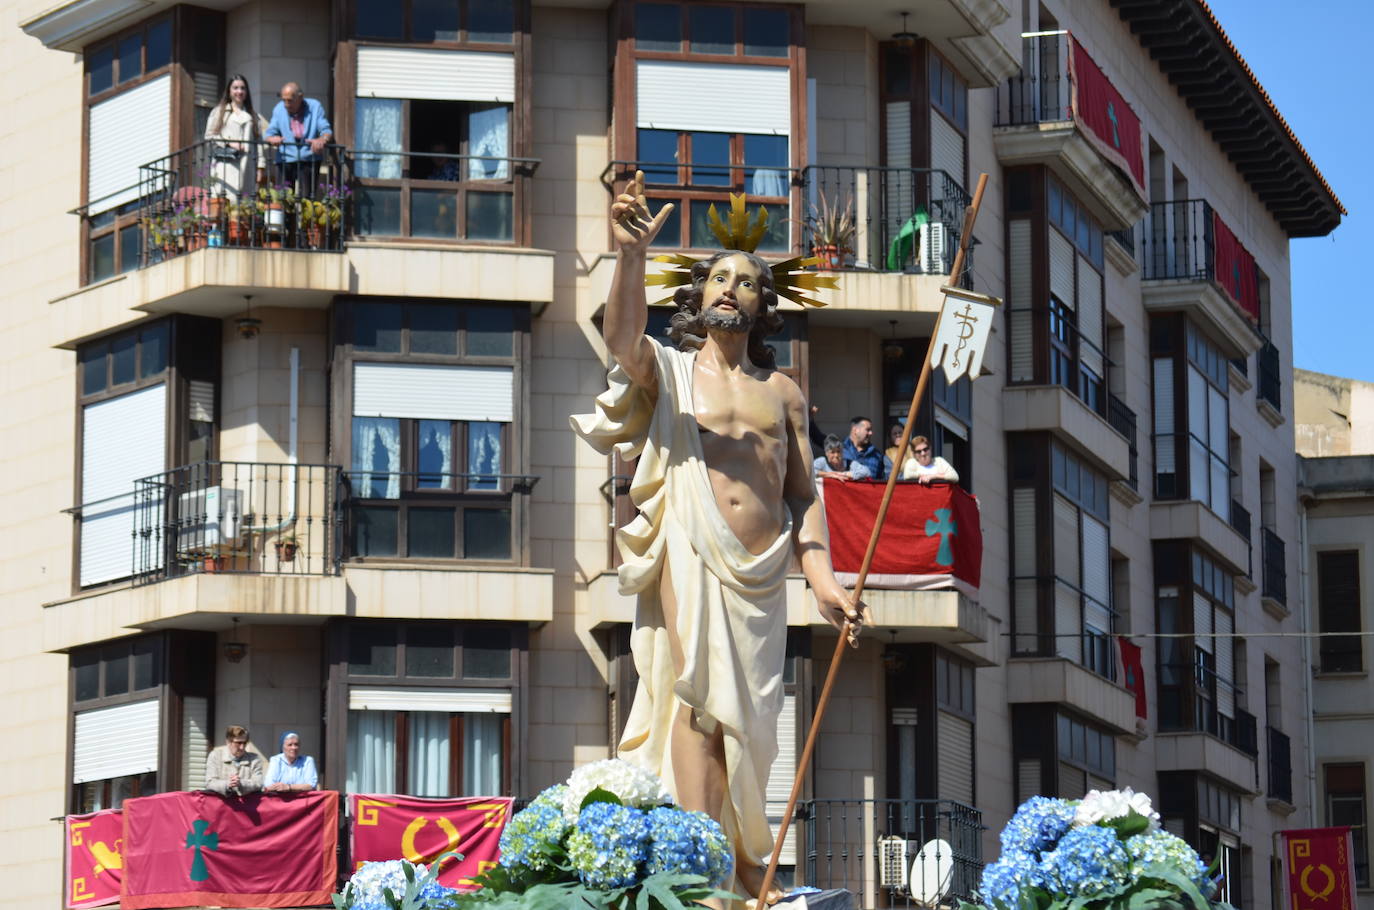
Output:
[0,0,1341,906]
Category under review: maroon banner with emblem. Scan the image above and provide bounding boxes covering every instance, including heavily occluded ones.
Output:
[1118,638,1147,719]
[66,809,123,908]
[823,479,981,594]
[1212,210,1260,322]
[1282,827,1358,910]
[350,794,512,890]
[120,790,338,909]
[1069,35,1146,199]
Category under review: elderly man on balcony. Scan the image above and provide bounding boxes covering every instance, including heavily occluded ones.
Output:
[265,82,334,198]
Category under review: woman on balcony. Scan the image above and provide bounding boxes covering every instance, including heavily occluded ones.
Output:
[205,74,268,201]
[263,731,319,792]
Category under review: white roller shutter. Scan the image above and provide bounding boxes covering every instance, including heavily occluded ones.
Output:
[357,47,515,102]
[765,693,797,865]
[936,711,974,805]
[189,380,215,423]
[80,384,167,587]
[353,362,513,422]
[1009,220,1034,382]
[929,112,965,187]
[1077,255,1104,376]
[885,102,911,167]
[1058,762,1087,800]
[74,699,160,783]
[637,61,790,135]
[1193,594,1213,654]
[181,695,210,789]
[1013,488,1038,652]
[1153,358,1175,475]
[88,74,172,213]
[349,687,511,712]
[1055,583,1082,662]
[1049,230,1075,308]
[1017,759,1042,803]
[1082,514,1110,634]
[1053,494,1080,585]
[1215,608,1234,718]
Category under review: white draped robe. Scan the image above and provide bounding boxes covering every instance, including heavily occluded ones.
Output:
[570,340,791,876]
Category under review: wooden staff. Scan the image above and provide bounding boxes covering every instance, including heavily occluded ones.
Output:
[755,172,990,906]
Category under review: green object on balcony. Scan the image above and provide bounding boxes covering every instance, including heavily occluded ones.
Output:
[886,207,929,271]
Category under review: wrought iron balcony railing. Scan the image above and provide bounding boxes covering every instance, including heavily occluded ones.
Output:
[801,798,983,908]
[1158,663,1258,757]
[1258,337,1282,413]
[995,32,1072,126]
[1229,499,1253,578]
[1106,392,1138,490]
[1266,726,1293,804]
[132,461,344,582]
[1261,526,1287,606]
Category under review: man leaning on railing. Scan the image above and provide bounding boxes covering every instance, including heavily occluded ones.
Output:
[266,82,334,198]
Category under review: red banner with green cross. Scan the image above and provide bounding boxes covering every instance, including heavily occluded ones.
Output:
[119,790,338,909]
[822,478,981,596]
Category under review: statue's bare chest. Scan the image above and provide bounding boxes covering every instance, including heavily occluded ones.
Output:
[692,364,787,443]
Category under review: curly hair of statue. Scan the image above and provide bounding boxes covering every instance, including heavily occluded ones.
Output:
[667,250,784,369]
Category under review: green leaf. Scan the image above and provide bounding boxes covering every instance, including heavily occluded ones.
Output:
[580,787,623,811]
[1151,867,1212,910]
[1125,889,1179,910]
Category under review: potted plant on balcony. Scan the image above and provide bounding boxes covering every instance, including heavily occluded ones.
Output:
[257,184,295,249]
[274,534,299,562]
[225,200,252,247]
[804,191,855,270]
[146,213,178,261]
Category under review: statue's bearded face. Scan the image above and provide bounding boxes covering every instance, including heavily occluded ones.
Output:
[701,253,764,334]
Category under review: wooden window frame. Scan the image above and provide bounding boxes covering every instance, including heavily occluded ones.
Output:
[326,620,527,797]
[331,298,531,566]
[81,7,225,285]
[345,0,524,48]
[612,1,805,254]
[1150,314,1231,507]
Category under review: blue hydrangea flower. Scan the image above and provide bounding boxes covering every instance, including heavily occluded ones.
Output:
[499,784,572,873]
[644,807,733,887]
[1125,829,1210,888]
[978,848,1044,909]
[566,802,651,889]
[1040,824,1131,898]
[998,796,1078,857]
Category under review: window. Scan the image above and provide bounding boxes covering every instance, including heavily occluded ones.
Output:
[1152,316,1230,512]
[1005,171,1106,413]
[1010,437,1112,679]
[82,9,224,284]
[886,645,976,814]
[1012,706,1114,803]
[69,632,214,812]
[932,369,971,491]
[1326,764,1369,887]
[1158,772,1245,907]
[336,622,520,796]
[1318,550,1362,672]
[618,2,799,253]
[353,0,516,43]
[75,318,220,588]
[336,300,526,562]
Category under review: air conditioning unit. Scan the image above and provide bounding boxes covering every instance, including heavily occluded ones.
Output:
[919,222,948,274]
[177,486,243,550]
[878,835,914,890]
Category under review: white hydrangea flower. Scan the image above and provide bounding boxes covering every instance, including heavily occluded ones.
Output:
[1073,787,1160,830]
[561,759,671,820]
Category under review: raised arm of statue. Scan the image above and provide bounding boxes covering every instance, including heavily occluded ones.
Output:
[781,378,869,645]
[606,170,675,391]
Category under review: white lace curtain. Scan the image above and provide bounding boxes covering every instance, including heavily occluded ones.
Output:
[407,712,451,797]
[345,709,504,796]
[463,713,503,795]
[345,709,396,793]
[352,416,401,499]
[468,421,502,490]
[355,99,403,179]
[467,106,509,180]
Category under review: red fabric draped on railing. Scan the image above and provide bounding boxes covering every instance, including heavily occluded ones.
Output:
[822,479,981,596]
[1211,210,1261,322]
[118,790,338,909]
[1069,35,1146,200]
[349,794,512,889]
[66,809,124,908]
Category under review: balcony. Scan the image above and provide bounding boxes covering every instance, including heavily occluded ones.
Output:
[1228,499,1254,581]
[1106,392,1139,493]
[801,798,983,909]
[1139,199,1264,359]
[1006,657,1137,734]
[1159,663,1259,762]
[1257,337,1283,425]
[1147,497,1251,577]
[1266,726,1293,806]
[1261,527,1287,611]
[993,32,1148,229]
[1002,384,1132,482]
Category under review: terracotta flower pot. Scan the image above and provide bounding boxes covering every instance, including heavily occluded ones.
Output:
[813,244,844,270]
[227,217,249,246]
[275,541,298,562]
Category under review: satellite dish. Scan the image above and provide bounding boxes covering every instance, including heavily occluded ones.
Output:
[908,838,953,907]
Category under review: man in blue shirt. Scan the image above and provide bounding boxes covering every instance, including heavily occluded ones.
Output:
[265,82,333,196]
[842,416,886,480]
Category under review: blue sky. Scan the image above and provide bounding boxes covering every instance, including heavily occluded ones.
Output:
[1205,0,1371,382]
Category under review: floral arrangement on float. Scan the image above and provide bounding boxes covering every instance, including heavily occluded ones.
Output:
[335,759,735,910]
[962,789,1232,910]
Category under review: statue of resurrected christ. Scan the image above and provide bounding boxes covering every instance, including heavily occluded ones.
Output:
[572,172,867,903]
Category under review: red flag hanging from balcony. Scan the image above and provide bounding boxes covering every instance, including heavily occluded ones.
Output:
[1281,827,1358,910]
[350,794,513,890]
[1068,35,1146,200]
[822,478,981,596]
[66,809,124,908]
[120,790,338,909]
[1211,211,1261,322]
[1118,638,1147,719]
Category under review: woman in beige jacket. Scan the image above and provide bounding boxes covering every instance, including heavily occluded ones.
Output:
[204,74,268,201]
